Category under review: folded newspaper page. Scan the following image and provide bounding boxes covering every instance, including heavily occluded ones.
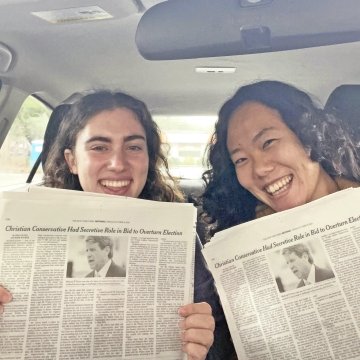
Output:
[0,187,197,360]
[202,187,360,360]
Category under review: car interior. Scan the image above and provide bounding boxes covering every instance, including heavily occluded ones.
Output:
[2,3,360,359]
[1,0,360,201]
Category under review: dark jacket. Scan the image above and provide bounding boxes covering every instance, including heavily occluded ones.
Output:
[297,265,335,287]
[195,236,236,359]
[86,261,126,278]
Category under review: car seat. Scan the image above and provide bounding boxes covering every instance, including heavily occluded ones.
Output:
[26,93,82,183]
[325,84,360,141]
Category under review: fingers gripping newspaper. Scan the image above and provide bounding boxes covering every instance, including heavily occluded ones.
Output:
[0,186,197,360]
[203,188,360,360]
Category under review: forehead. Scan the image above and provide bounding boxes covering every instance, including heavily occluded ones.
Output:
[284,251,300,259]
[81,107,146,138]
[86,241,101,249]
[228,101,286,135]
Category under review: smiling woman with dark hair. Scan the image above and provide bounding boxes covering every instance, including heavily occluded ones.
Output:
[202,80,360,236]
[0,89,216,360]
[43,90,182,202]
[198,80,360,358]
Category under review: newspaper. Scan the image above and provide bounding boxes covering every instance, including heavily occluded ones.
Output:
[202,187,360,360]
[0,186,197,360]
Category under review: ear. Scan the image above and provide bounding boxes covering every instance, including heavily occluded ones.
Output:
[64,149,78,174]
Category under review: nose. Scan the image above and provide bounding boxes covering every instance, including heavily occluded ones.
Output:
[108,150,127,171]
[252,152,274,178]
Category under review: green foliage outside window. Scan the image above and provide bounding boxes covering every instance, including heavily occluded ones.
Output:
[0,96,50,185]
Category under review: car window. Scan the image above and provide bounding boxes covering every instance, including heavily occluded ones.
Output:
[0,96,51,187]
[154,115,216,179]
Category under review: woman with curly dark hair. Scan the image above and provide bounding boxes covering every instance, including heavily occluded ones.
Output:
[202,80,360,237]
[1,90,217,360]
[43,90,182,202]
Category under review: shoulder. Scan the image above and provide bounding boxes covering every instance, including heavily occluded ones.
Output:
[255,203,275,219]
[315,265,335,281]
[335,177,360,190]
[107,261,126,277]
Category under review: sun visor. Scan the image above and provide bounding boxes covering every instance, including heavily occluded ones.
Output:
[0,43,13,72]
[136,0,360,60]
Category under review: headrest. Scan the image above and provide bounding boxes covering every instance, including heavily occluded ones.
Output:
[41,92,84,168]
[325,85,360,136]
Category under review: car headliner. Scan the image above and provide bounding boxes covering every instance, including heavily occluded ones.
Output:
[0,0,360,122]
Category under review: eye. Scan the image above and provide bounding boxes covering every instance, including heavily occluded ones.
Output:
[91,144,108,152]
[262,138,277,149]
[234,157,247,166]
[127,142,146,152]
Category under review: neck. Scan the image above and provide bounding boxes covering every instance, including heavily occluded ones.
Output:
[311,167,339,201]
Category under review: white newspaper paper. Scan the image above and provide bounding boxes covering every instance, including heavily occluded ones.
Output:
[0,187,197,360]
[203,188,360,360]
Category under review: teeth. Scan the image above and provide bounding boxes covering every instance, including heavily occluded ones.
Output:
[101,180,130,188]
[265,176,292,195]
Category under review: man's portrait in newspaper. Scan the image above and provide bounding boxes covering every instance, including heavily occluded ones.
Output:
[268,240,335,292]
[282,243,335,288]
[66,235,128,278]
[84,236,126,278]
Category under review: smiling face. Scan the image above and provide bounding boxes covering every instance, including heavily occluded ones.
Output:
[226,101,337,212]
[64,107,149,197]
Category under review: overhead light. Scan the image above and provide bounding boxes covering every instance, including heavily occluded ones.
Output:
[32,6,113,24]
[239,0,272,7]
[195,67,236,74]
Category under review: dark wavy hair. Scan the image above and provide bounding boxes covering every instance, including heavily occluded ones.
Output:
[43,90,183,202]
[41,103,72,169]
[201,80,360,235]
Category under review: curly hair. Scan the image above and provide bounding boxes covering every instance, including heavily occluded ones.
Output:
[43,90,183,202]
[201,80,360,235]
[41,103,72,169]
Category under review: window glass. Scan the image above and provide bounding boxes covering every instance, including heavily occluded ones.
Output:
[154,115,216,179]
[0,96,51,187]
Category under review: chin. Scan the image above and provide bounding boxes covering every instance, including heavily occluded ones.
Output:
[273,199,306,212]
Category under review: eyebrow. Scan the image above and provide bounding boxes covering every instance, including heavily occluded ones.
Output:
[229,126,275,156]
[85,134,146,144]
[124,134,146,142]
[252,127,275,143]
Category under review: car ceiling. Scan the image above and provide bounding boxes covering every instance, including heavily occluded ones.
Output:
[1,0,360,117]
